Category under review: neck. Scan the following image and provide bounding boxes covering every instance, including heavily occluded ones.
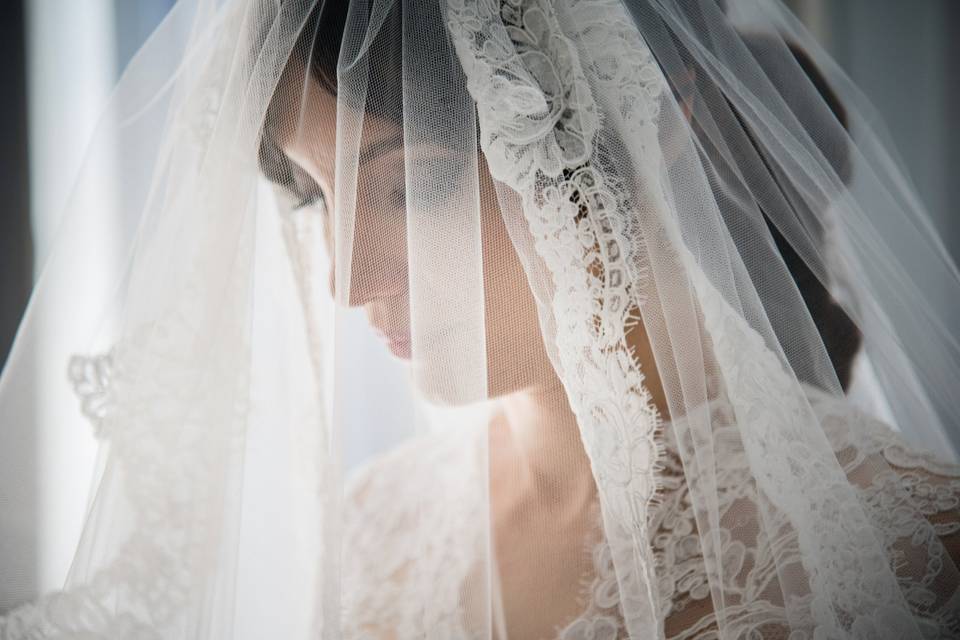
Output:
[491,326,671,506]
[492,380,595,514]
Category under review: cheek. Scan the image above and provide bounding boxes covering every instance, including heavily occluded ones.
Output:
[335,210,410,304]
[485,253,544,350]
[480,210,552,395]
[411,205,548,404]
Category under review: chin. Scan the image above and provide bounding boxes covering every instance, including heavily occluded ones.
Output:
[409,333,490,407]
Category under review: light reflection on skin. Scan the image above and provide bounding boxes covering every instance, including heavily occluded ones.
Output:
[278,74,673,640]
[280,76,559,400]
[279,71,671,447]
[278,71,674,503]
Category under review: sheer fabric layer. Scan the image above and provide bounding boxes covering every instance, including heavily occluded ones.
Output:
[0,0,959,639]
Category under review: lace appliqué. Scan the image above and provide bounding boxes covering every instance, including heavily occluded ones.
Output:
[560,385,960,640]
[0,14,252,635]
[341,426,488,639]
[67,352,115,439]
[446,1,670,634]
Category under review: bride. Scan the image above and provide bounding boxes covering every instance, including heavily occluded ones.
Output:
[1,0,959,638]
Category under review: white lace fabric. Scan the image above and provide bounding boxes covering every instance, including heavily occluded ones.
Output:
[2,0,960,638]
[338,384,960,639]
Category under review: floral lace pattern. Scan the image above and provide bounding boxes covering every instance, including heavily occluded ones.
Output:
[0,10,254,637]
[446,0,670,634]
[445,4,960,635]
[683,266,960,638]
[558,383,960,640]
[341,426,488,639]
[4,0,958,638]
[2,309,252,638]
[338,382,960,639]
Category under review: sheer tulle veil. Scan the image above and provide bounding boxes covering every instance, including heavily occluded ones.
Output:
[1,0,959,638]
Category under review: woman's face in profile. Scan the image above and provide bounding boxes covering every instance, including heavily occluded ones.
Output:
[280,76,557,403]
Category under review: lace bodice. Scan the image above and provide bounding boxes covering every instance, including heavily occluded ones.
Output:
[341,386,960,639]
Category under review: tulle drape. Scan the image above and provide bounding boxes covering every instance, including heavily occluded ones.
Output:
[1,0,959,638]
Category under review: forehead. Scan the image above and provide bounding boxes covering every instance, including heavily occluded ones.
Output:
[278,76,338,186]
[279,76,406,192]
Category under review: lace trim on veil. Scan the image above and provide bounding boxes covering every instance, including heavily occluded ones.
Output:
[336,383,960,639]
[556,383,960,640]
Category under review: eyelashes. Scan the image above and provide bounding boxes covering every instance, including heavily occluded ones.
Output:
[294,189,327,213]
[289,159,328,214]
[287,155,464,216]
[398,158,464,210]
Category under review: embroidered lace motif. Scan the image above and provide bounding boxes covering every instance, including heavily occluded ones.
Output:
[445,1,670,633]
[558,384,960,640]
[339,386,960,639]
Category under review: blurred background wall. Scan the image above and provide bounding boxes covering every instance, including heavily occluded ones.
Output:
[787,0,960,259]
[0,0,175,612]
[0,0,957,612]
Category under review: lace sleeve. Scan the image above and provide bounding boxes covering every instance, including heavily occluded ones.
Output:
[643,388,960,640]
[817,396,960,576]
[340,444,433,639]
[340,428,487,639]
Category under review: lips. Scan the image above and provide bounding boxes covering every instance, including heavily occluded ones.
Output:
[372,327,412,360]
[366,298,413,360]
[385,336,412,359]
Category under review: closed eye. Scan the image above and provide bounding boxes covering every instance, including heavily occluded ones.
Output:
[290,162,328,215]
[294,188,327,213]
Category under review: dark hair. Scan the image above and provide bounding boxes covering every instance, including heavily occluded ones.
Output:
[258,1,378,209]
[259,9,861,390]
[739,34,862,391]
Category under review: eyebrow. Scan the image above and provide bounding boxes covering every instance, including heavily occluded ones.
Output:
[358,132,404,166]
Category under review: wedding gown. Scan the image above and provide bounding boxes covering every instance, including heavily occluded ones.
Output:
[341,383,960,639]
[3,0,960,638]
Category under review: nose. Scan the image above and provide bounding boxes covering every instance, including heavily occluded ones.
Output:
[328,251,404,308]
[325,215,409,307]
[329,259,373,308]
[328,263,337,299]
